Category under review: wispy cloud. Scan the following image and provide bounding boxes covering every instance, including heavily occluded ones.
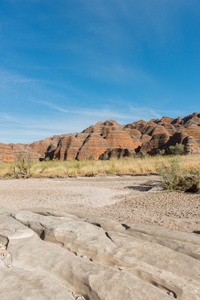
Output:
[31,99,134,119]
[0,103,194,144]
[129,106,162,120]
[29,99,186,122]
[86,63,154,85]
[80,0,200,49]
[0,113,24,124]
[0,113,96,144]
[32,100,70,113]
[0,69,36,89]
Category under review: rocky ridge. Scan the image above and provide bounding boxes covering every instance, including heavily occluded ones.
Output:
[0,208,200,299]
[1,112,200,162]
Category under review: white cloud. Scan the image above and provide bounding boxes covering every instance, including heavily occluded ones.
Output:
[0,103,195,144]
[32,100,70,113]
[129,106,162,120]
[0,113,24,124]
[32,100,134,119]
[0,69,36,87]
[0,102,174,144]
[85,63,154,85]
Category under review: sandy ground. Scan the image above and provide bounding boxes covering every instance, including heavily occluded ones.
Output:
[0,175,199,232]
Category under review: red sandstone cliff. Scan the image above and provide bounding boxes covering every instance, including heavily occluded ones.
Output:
[1,113,200,162]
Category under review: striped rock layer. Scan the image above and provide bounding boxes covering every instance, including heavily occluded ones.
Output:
[1,112,200,162]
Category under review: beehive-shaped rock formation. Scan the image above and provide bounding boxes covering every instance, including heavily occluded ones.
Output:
[1,113,200,162]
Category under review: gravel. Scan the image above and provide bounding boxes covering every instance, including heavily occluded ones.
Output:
[0,175,199,232]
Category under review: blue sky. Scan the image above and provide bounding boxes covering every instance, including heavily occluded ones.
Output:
[0,0,200,143]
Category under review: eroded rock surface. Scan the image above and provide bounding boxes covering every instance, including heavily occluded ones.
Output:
[0,209,200,299]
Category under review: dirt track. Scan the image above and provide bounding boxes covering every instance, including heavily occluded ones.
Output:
[0,175,199,232]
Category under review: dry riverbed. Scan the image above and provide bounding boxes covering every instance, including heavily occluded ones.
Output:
[0,175,199,232]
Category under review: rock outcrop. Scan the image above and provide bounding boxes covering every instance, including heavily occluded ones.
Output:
[0,209,200,299]
[1,112,200,162]
[0,143,39,163]
[42,112,200,159]
[0,143,16,162]
[99,147,135,159]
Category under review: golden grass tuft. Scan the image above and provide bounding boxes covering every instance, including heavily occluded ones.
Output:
[0,154,199,178]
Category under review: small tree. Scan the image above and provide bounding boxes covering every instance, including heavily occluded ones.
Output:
[14,152,33,178]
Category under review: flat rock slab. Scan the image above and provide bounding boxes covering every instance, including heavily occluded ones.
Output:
[0,209,200,299]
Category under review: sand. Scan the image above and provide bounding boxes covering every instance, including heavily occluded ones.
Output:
[0,175,199,232]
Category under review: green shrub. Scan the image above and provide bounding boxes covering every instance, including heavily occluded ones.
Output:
[107,167,116,174]
[88,155,95,160]
[44,157,50,162]
[178,168,200,193]
[3,172,12,179]
[157,158,200,193]
[157,149,165,156]
[168,143,185,155]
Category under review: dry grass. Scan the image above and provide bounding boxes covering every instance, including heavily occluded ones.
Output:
[0,154,199,178]
[0,163,14,178]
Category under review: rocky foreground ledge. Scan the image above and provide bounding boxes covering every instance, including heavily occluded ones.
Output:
[0,209,200,299]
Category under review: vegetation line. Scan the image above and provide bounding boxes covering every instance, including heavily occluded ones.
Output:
[1,153,200,192]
